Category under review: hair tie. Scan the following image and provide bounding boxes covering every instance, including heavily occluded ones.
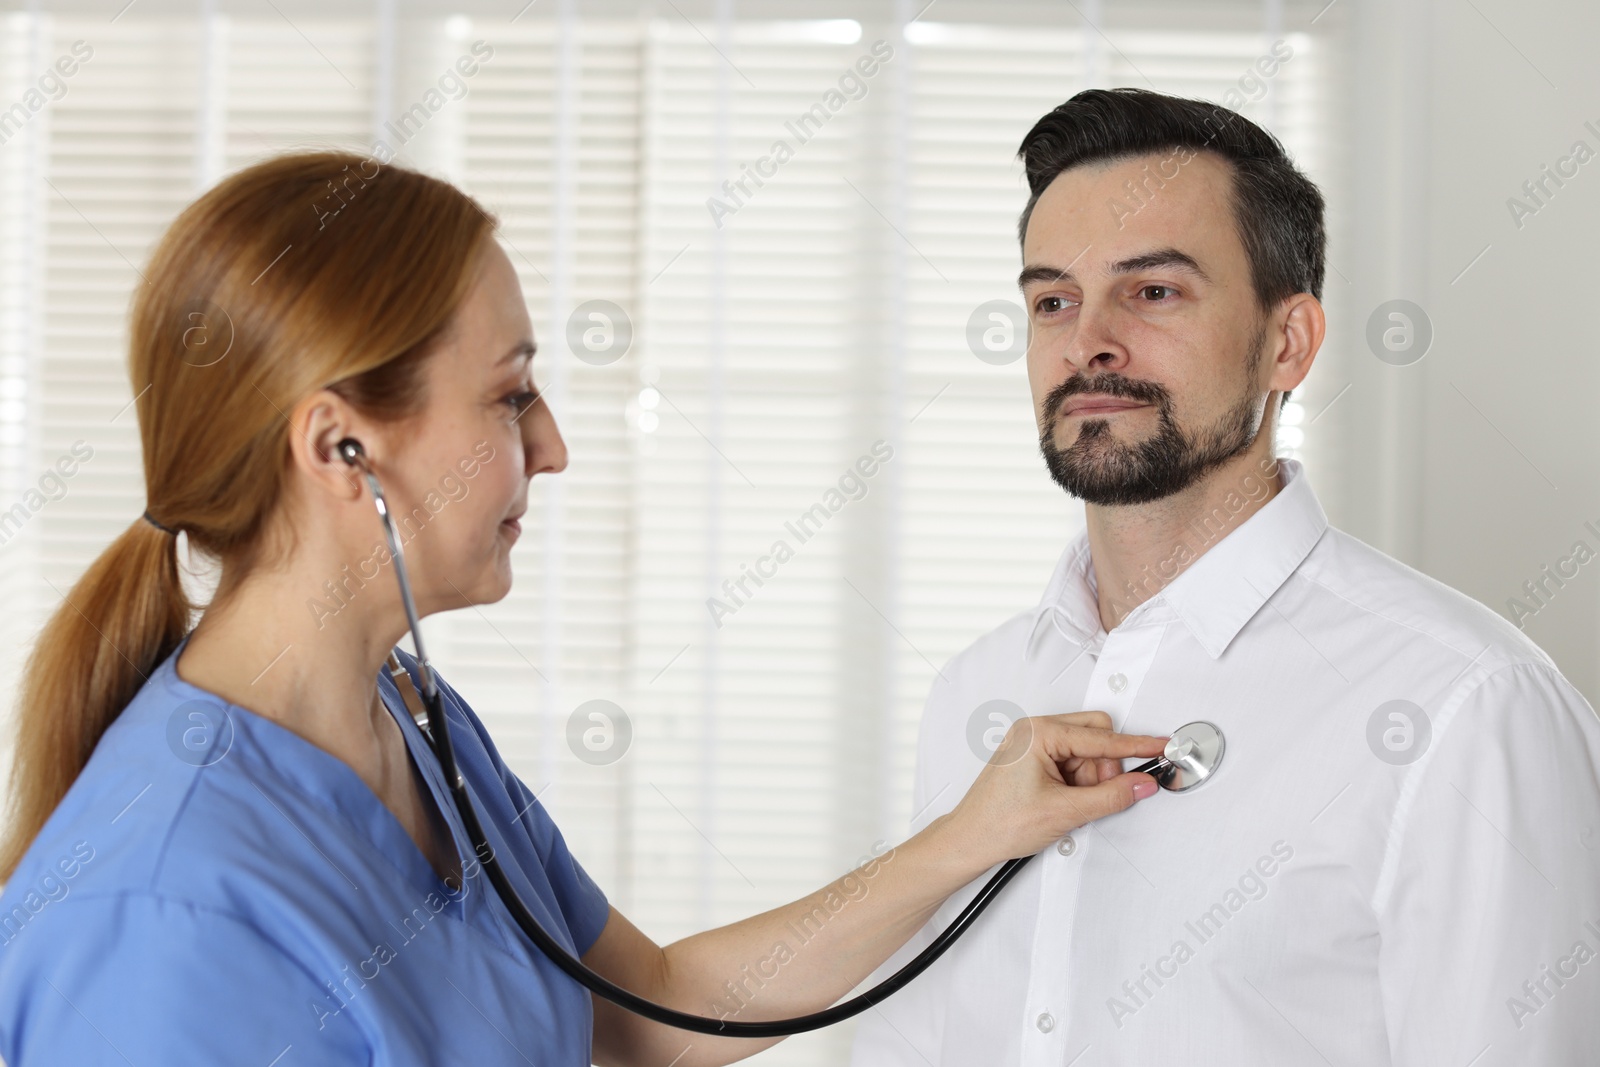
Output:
[142,510,178,536]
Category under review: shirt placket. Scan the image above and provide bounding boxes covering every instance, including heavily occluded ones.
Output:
[1019,621,1167,1063]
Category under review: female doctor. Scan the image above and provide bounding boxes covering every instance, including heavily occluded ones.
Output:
[0,151,1164,1065]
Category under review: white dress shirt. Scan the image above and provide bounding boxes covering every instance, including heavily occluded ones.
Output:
[850,458,1600,1067]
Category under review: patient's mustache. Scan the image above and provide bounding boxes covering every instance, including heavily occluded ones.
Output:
[1041,373,1171,428]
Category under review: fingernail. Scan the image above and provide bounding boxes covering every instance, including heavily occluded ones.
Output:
[1132,779,1158,800]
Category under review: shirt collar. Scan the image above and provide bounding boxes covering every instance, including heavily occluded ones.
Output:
[1028,456,1329,660]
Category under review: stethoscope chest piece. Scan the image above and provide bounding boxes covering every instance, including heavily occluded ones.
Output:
[1132,720,1225,792]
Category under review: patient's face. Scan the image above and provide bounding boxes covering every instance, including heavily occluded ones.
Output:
[1020,150,1271,506]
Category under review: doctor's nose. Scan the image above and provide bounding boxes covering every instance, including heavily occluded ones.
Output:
[521,400,568,477]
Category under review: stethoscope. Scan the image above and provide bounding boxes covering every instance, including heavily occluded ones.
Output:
[336,437,1227,1037]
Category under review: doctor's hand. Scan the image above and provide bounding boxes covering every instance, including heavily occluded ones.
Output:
[938,711,1167,870]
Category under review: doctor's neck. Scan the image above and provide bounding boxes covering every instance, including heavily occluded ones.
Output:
[1082,433,1286,634]
[175,505,415,770]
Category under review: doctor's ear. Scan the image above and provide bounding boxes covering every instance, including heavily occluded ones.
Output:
[291,391,380,502]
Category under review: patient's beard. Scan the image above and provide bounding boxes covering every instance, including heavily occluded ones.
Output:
[1038,323,1267,507]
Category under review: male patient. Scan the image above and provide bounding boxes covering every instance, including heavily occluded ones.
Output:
[850,87,1600,1066]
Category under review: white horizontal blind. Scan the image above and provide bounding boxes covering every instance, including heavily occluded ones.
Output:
[627,23,888,1062]
[219,18,374,166]
[4,16,210,689]
[0,5,1342,1065]
[634,15,870,913]
[0,12,47,711]
[443,15,645,904]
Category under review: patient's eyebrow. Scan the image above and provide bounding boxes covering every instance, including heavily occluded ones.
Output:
[1018,247,1212,289]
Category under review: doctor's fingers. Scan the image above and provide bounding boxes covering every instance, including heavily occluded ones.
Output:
[1059,754,1128,786]
[1036,712,1160,779]
[1055,753,1123,785]
[1049,709,1113,731]
[1064,714,1119,784]
[1049,770,1161,831]
[1059,756,1098,787]
[1022,717,1168,763]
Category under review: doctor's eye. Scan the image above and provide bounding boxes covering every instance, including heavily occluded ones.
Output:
[1139,285,1178,302]
[1034,295,1075,316]
[503,389,541,419]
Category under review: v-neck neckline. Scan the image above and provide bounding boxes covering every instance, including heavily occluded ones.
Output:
[163,634,479,924]
[377,659,478,914]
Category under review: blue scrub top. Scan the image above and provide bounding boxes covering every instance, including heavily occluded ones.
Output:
[0,634,611,1065]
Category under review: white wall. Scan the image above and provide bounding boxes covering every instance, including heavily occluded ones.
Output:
[1324,0,1600,704]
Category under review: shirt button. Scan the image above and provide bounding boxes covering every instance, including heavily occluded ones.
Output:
[1108,672,1128,692]
[1056,834,1077,857]
[1036,1012,1055,1033]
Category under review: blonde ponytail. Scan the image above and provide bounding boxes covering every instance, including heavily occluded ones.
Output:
[0,521,190,879]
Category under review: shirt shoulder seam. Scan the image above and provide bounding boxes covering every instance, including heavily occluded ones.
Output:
[1289,566,1530,667]
[145,758,207,893]
[1370,658,1571,914]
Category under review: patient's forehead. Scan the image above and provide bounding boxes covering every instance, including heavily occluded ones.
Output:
[1023,151,1248,286]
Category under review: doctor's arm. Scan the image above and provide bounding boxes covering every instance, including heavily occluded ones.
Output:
[1376,662,1600,1066]
[581,712,1165,1067]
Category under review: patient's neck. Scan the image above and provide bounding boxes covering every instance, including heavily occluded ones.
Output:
[1084,441,1285,633]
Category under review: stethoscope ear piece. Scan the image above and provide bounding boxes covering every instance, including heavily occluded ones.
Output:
[1132,720,1226,792]
[336,437,366,467]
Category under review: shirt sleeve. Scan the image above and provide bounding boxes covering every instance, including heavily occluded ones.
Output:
[427,664,612,956]
[1,893,369,1065]
[1375,661,1600,1066]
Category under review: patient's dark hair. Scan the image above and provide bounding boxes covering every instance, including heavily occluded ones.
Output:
[1016,87,1326,313]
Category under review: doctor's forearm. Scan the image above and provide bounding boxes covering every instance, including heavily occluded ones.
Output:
[657,810,983,1024]
[587,811,986,1066]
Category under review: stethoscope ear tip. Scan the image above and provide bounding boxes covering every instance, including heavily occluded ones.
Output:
[336,437,365,465]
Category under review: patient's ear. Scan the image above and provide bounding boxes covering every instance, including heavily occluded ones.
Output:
[1266,294,1324,394]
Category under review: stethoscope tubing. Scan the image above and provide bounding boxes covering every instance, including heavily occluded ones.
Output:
[424,675,1034,1036]
[337,438,1031,1037]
